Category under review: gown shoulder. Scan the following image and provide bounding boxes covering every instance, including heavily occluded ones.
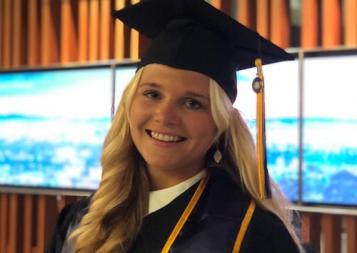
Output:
[45,196,91,253]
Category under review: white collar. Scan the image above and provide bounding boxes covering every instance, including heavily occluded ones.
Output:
[148,170,206,214]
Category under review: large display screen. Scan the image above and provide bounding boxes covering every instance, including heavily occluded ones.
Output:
[0,65,112,191]
[236,59,300,202]
[1,52,356,206]
[302,53,357,205]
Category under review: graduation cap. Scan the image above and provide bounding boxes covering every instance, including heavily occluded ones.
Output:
[112,0,294,199]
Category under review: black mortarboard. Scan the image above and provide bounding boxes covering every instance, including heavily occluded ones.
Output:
[112,0,293,102]
[112,0,294,200]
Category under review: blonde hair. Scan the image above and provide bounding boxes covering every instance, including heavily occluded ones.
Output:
[70,68,147,253]
[70,68,303,253]
[209,79,304,252]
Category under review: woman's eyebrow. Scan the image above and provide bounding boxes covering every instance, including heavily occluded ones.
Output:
[139,82,162,88]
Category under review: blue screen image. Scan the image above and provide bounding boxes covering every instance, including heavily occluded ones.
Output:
[236,60,300,202]
[0,67,112,190]
[302,55,357,205]
[1,56,356,206]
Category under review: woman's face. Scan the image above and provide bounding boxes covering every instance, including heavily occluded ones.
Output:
[129,64,217,188]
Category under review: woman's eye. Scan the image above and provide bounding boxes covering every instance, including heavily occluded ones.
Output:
[184,99,202,110]
[144,90,161,100]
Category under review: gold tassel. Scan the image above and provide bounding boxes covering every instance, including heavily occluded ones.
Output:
[252,58,267,199]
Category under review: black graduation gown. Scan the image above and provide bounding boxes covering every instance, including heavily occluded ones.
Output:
[46,169,300,253]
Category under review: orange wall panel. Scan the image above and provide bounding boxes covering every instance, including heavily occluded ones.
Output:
[322,0,341,48]
[36,196,58,253]
[346,216,357,253]
[322,214,342,253]
[78,0,89,61]
[114,0,126,60]
[270,0,290,48]
[130,0,140,60]
[237,0,255,29]
[28,0,40,66]
[8,195,24,253]
[89,0,100,61]
[256,0,270,39]
[0,0,3,67]
[40,0,59,65]
[37,196,46,253]
[301,0,319,48]
[0,194,9,253]
[100,0,112,60]
[61,0,78,63]
[23,196,34,253]
[344,0,357,46]
[12,0,22,67]
[3,0,12,68]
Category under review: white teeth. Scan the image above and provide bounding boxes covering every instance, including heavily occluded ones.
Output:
[151,131,181,142]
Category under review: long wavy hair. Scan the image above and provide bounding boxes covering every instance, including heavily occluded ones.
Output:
[69,68,147,253]
[70,66,303,253]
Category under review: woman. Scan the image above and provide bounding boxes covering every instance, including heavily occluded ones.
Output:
[47,0,303,252]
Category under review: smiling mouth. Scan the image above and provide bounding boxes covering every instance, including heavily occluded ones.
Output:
[146,130,186,143]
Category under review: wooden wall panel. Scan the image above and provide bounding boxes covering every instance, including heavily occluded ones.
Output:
[12,0,23,67]
[130,0,140,60]
[0,0,3,67]
[270,0,290,48]
[61,0,78,63]
[301,0,319,48]
[8,195,17,253]
[322,214,342,253]
[0,195,8,253]
[89,0,100,61]
[28,0,40,66]
[23,196,34,253]
[237,0,255,29]
[78,0,89,61]
[8,195,24,253]
[37,196,58,253]
[322,0,341,47]
[346,216,357,253]
[344,0,357,46]
[41,0,60,65]
[256,0,270,39]
[3,0,12,68]
[114,0,125,60]
[100,0,112,60]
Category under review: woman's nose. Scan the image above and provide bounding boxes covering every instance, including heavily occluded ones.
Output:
[153,100,180,125]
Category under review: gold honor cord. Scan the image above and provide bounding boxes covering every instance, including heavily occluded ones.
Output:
[253,58,267,199]
[161,173,257,253]
[161,173,210,253]
[232,201,257,253]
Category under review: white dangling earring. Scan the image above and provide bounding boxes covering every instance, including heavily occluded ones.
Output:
[213,148,222,163]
